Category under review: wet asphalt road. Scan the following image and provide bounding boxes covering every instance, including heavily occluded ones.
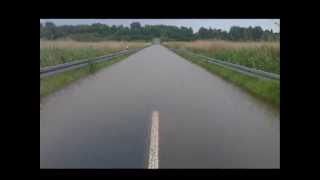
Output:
[40,45,279,168]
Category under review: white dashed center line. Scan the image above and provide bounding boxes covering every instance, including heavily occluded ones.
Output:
[148,110,159,169]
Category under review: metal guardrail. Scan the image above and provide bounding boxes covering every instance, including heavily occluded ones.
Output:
[40,47,146,78]
[170,48,280,81]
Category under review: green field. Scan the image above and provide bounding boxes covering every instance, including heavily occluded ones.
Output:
[40,40,148,68]
[164,40,280,74]
[163,41,280,108]
[40,40,147,98]
[174,50,280,108]
[40,48,113,67]
[190,46,280,74]
[40,54,130,98]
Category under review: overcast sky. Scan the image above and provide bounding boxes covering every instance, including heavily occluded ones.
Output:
[40,19,280,33]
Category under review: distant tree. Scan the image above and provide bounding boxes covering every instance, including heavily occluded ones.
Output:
[251,26,263,41]
[229,26,241,41]
[40,21,279,42]
[40,23,43,38]
[198,27,210,39]
[45,22,56,28]
[130,22,142,29]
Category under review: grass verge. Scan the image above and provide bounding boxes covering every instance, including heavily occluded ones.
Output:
[190,47,280,74]
[174,50,280,108]
[163,40,280,74]
[40,40,148,67]
[40,48,112,67]
[40,54,130,98]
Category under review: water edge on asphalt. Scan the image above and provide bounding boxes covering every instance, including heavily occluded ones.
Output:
[40,45,279,168]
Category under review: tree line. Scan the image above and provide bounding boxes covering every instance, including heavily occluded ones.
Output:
[40,22,279,41]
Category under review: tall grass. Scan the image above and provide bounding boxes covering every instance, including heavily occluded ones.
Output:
[40,40,147,97]
[40,40,148,67]
[163,40,279,52]
[40,54,130,98]
[175,51,280,108]
[164,40,280,108]
[40,40,148,50]
[164,40,280,74]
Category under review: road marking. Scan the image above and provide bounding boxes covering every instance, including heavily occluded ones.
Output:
[148,110,159,169]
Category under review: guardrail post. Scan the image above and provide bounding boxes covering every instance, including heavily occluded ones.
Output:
[88,60,94,73]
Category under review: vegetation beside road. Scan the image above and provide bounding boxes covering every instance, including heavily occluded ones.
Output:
[40,40,147,98]
[164,40,280,74]
[40,40,148,67]
[164,41,280,108]
[40,54,130,98]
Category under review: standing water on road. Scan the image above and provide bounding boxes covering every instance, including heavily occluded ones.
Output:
[40,45,279,168]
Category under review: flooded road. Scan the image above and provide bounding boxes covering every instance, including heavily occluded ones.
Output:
[40,45,279,168]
